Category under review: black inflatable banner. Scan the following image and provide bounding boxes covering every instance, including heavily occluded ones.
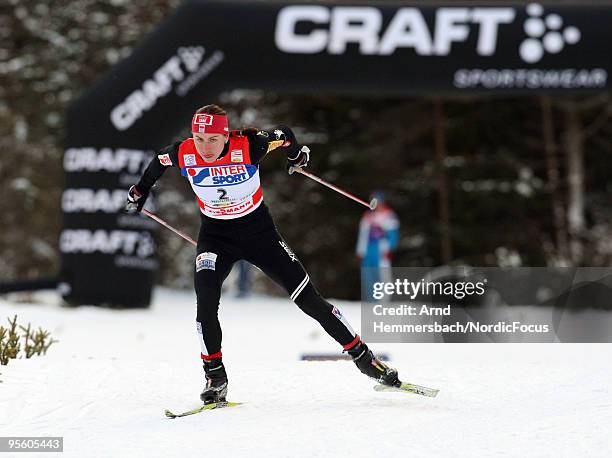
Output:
[61,1,612,306]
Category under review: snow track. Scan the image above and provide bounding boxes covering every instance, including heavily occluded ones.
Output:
[0,289,610,457]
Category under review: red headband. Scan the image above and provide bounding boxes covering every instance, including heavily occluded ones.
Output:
[192,113,229,135]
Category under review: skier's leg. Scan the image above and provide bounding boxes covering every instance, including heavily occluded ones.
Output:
[194,236,239,403]
[194,237,237,358]
[243,228,400,386]
[242,228,357,347]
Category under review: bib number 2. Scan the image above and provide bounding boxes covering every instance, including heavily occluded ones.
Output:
[217,188,228,200]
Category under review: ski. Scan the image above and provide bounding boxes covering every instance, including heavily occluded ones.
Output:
[374,382,439,398]
[164,401,244,418]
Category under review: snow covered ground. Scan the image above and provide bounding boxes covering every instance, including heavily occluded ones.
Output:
[0,288,610,458]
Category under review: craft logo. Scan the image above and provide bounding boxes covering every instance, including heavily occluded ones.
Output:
[275,3,580,63]
[454,4,603,90]
[60,229,155,258]
[63,147,151,174]
[178,46,205,72]
[110,45,225,130]
[62,189,127,213]
[275,3,607,90]
[518,3,580,64]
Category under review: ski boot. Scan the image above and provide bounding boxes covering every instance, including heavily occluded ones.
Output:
[200,357,228,404]
[347,340,401,387]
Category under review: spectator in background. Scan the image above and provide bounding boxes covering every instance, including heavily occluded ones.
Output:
[356,191,400,300]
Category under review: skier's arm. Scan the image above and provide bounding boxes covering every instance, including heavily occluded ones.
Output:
[136,141,181,192]
[245,126,309,169]
[125,141,181,213]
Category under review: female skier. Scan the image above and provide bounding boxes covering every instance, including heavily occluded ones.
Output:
[125,104,401,403]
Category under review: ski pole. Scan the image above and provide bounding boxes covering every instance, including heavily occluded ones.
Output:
[289,167,377,210]
[142,209,197,246]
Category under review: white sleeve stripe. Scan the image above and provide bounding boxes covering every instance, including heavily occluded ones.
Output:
[290,274,310,301]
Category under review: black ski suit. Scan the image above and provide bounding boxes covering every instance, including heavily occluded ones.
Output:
[135,127,359,360]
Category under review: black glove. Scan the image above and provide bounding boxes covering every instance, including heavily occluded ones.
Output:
[286,145,310,175]
[124,185,149,214]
